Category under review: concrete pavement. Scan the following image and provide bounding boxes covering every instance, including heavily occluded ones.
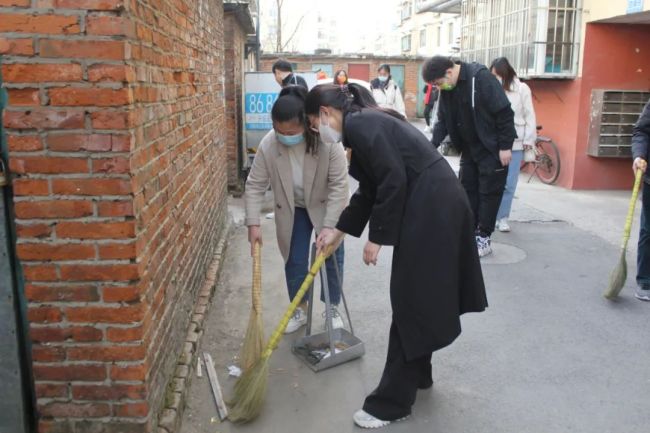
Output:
[181,129,650,433]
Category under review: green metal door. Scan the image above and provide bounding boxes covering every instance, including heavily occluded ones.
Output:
[0,60,36,433]
[388,64,405,94]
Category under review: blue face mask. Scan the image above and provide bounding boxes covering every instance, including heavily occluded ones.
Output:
[378,76,388,83]
[276,132,304,147]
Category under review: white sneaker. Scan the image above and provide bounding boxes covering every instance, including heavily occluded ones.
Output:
[284,307,307,334]
[265,212,275,219]
[322,306,344,330]
[353,410,408,429]
[476,235,492,258]
[422,125,431,133]
[496,218,511,232]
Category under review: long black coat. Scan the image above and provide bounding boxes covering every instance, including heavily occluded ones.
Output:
[336,109,487,361]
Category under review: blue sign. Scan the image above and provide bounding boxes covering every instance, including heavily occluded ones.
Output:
[627,0,643,13]
[245,92,279,130]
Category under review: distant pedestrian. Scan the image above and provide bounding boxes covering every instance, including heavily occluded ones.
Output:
[632,98,650,302]
[422,83,438,132]
[272,59,308,89]
[334,69,349,85]
[423,55,516,257]
[490,57,537,233]
[307,83,487,429]
[245,86,349,332]
[370,64,406,118]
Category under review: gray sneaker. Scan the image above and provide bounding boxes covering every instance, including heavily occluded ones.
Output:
[635,286,650,301]
[476,235,492,258]
[322,306,344,330]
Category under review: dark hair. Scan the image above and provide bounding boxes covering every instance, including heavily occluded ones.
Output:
[272,59,293,73]
[422,56,455,82]
[305,84,405,142]
[490,57,517,92]
[271,86,318,153]
[333,69,348,84]
[378,64,391,74]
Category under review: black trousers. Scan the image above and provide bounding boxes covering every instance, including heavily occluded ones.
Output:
[423,104,434,126]
[362,322,433,421]
[459,153,508,237]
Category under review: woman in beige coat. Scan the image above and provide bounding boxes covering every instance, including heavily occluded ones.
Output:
[245,86,349,333]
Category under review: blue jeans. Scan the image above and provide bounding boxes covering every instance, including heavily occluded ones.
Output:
[637,184,650,287]
[285,207,344,305]
[497,150,524,221]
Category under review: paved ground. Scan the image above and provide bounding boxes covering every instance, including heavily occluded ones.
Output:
[182,122,650,433]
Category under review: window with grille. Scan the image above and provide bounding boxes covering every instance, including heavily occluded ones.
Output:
[420,29,427,48]
[460,0,581,78]
[402,34,412,52]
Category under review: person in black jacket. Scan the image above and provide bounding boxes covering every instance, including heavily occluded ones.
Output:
[272,59,308,89]
[306,83,487,429]
[423,56,516,257]
[631,99,650,302]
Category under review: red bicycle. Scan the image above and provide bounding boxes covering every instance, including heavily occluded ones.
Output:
[521,125,561,185]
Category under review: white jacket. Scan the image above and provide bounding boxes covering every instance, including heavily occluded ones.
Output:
[505,78,537,151]
[371,79,406,117]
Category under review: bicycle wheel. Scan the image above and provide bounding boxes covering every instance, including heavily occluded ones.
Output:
[534,139,561,184]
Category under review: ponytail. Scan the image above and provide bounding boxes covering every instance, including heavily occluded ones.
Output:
[305,83,405,121]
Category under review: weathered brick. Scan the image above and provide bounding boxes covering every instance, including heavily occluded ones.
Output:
[55,0,124,10]
[102,285,140,302]
[86,14,134,36]
[72,384,146,401]
[114,402,149,418]
[60,264,139,281]
[17,243,95,260]
[26,284,99,303]
[33,364,106,381]
[35,383,68,398]
[65,305,144,323]
[22,264,58,281]
[49,87,132,107]
[92,157,130,174]
[56,221,135,239]
[32,345,65,362]
[39,402,111,418]
[2,63,83,83]
[28,306,62,323]
[106,325,144,342]
[12,179,49,196]
[98,243,136,260]
[0,0,30,7]
[7,88,40,106]
[110,363,146,381]
[68,344,145,362]
[98,200,133,217]
[3,110,85,130]
[16,223,53,238]
[90,110,132,129]
[14,200,93,218]
[0,37,33,55]
[52,178,131,196]
[7,135,43,152]
[0,14,80,34]
[40,39,125,60]
[30,325,103,342]
[88,64,134,83]
[10,156,88,174]
[47,133,130,152]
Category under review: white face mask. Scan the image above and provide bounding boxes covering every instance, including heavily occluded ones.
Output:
[319,111,341,144]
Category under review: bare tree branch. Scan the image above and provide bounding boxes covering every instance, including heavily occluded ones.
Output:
[281,12,307,51]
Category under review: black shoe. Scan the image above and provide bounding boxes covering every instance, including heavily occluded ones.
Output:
[418,378,433,390]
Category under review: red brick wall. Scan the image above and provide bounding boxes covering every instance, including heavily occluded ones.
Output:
[224,13,246,190]
[1,0,228,431]
[261,55,424,118]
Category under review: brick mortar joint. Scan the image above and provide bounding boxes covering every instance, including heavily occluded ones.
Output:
[155,218,231,433]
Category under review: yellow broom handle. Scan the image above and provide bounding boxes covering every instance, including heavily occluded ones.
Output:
[622,169,644,249]
[261,249,330,359]
[252,242,262,313]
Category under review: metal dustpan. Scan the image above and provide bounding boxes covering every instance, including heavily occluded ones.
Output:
[292,244,364,372]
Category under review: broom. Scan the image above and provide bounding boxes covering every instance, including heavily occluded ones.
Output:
[228,249,330,423]
[604,168,645,300]
[239,242,264,372]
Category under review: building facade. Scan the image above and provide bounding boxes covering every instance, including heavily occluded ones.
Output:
[398,0,462,57]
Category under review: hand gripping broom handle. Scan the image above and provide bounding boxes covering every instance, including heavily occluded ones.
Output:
[252,242,262,314]
[622,169,644,250]
[260,248,331,360]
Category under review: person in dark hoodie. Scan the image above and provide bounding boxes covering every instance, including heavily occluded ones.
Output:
[632,98,650,302]
[423,56,516,258]
[307,83,487,429]
[272,59,309,89]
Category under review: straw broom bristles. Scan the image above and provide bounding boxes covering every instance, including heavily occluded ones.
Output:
[239,242,264,372]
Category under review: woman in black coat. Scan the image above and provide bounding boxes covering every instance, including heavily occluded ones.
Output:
[306,83,488,429]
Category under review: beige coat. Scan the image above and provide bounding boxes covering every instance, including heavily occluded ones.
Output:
[244,130,349,262]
